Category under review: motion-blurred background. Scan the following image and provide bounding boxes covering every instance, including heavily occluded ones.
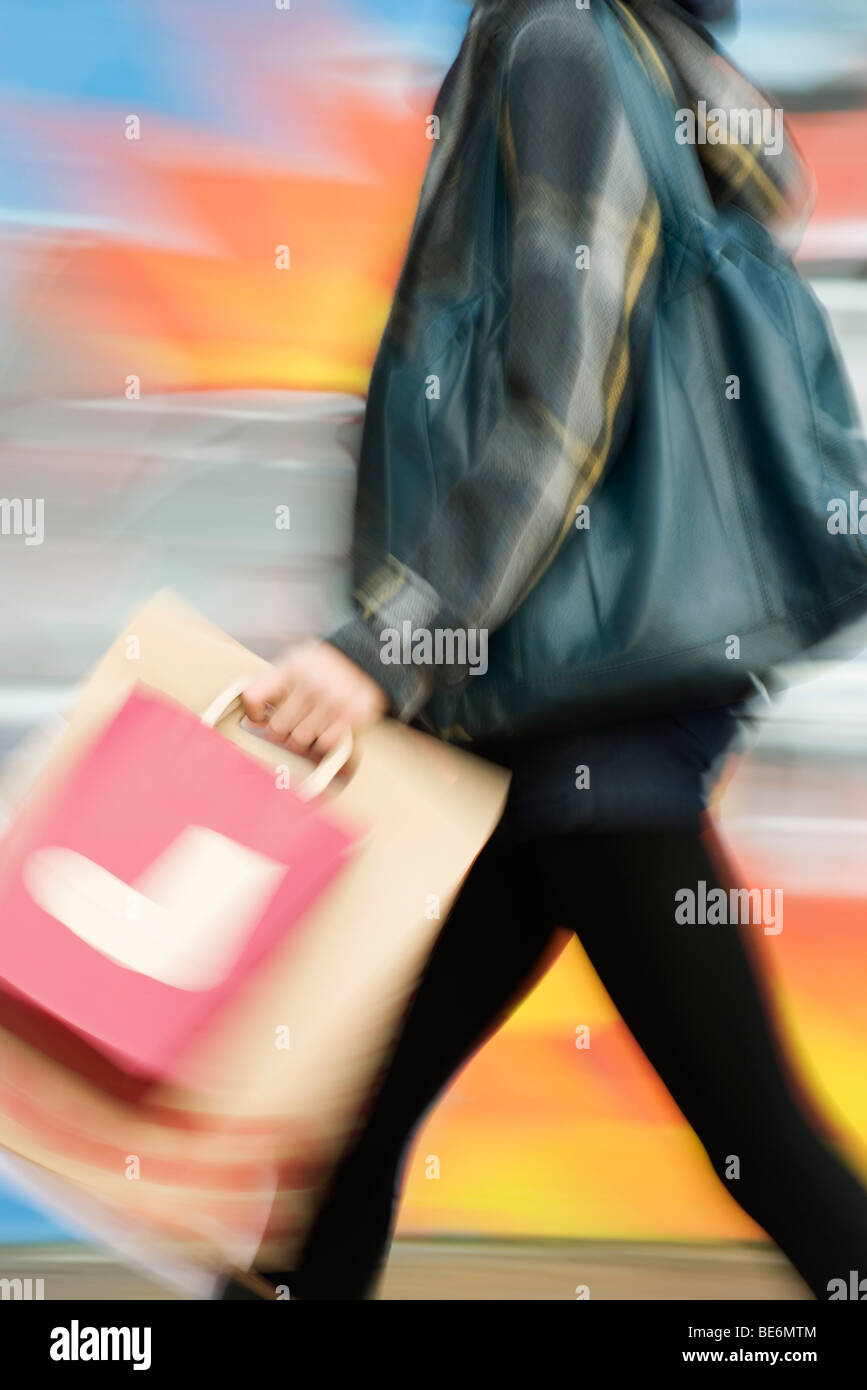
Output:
[0,0,865,1295]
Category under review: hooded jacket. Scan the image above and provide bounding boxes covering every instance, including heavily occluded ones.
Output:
[328,0,814,736]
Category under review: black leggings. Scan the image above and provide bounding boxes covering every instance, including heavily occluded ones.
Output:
[284,828,867,1299]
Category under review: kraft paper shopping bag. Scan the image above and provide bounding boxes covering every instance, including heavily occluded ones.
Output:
[0,592,510,1279]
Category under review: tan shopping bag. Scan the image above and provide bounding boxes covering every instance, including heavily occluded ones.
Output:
[0,592,509,1285]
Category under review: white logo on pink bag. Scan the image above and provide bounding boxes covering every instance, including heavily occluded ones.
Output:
[23,828,288,991]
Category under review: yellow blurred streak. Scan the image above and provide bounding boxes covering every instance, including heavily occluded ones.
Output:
[402,1120,761,1240]
[505,936,621,1034]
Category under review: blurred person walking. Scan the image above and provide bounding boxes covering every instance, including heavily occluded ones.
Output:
[231,0,867,1299]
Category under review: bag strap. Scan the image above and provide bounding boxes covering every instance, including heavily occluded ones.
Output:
[200,676,354,800]
[603,0,717,234]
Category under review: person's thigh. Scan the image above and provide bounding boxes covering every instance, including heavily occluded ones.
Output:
[530,826,867,1298]
[340,834,563,1152]
[288,835,562,1297]
[530,827,802,1148]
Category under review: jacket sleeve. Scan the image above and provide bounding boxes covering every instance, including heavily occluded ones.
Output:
[328,13,663,720]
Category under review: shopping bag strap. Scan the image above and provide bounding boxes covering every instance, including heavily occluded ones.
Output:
[200,676,354,799]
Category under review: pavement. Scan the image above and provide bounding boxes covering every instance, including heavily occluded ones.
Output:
[0,1239,810,1301]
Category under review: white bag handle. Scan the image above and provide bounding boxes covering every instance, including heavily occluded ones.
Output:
[200,676,353,800]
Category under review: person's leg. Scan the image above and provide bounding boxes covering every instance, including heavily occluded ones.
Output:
[533,826,867,1299]
[281,837,561,1299]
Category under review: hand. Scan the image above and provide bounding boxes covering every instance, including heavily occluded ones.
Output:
[242,641,388,759]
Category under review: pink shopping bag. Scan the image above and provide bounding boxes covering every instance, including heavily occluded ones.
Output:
[0,681,356,1079]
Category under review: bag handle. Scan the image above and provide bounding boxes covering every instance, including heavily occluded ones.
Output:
[200,676,354,801]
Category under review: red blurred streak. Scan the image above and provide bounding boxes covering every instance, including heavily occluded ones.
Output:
[790,109,867,222]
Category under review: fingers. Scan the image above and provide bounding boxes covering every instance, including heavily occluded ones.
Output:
[241,644,383,764]
[242,669,287,724]
[285,719,349,762]
[282,706,332,754]
[243,660,320,739]
[313,721,350,757]
[243,668,339,760]
[265,688,318,744]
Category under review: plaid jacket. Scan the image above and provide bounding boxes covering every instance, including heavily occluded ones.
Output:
[328,0,813,729]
